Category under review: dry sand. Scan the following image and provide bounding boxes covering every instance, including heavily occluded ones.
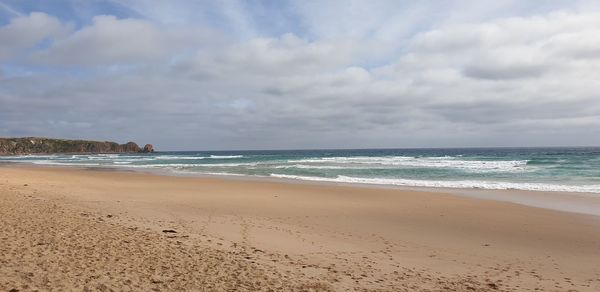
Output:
[1,166,600,291]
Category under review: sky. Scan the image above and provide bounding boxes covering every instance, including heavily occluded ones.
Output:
[1,1,600,150]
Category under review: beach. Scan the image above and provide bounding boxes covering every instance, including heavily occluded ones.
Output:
[1,166,600,291]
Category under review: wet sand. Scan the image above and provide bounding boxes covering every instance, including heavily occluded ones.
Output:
[1,166,600,291]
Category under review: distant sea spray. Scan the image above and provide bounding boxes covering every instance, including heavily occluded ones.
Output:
[2,148,600,194]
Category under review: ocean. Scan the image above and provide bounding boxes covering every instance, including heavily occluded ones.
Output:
[2,147,600,194]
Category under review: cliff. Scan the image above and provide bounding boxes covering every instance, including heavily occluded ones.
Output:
[0,137,154,155]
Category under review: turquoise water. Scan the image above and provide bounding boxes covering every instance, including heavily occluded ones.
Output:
[2,147,600,193]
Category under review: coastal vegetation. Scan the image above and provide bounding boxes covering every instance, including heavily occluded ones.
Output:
[0,137,153,155]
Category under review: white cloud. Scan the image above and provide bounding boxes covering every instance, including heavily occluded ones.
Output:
[31,15,221,66]
[178,33,367,80]
[0,12,71,60]
[1,4,600,148]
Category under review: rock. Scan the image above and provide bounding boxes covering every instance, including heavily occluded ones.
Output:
[162,229,177,233]
[141,144,154,153]
[122,142,141,152]
[0,137,149,155]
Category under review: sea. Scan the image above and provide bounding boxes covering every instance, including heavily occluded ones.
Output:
[2,147,600,194]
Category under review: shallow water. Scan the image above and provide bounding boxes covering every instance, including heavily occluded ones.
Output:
[2,147,600,193]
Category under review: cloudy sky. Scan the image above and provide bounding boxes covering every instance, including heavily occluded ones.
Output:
[1,0,600,150]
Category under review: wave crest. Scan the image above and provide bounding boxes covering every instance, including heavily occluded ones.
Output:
[269,174,600,193]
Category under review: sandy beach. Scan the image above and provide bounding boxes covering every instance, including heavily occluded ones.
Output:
[1,166,600,291]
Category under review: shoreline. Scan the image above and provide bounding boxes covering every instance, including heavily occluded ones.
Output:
[2,147,600,196]
[5,162,600,217]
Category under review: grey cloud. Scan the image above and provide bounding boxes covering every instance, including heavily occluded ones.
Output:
[0,12,71,60]
[462,63,546,80]
[2,8,600,149]
[31,15,223,66]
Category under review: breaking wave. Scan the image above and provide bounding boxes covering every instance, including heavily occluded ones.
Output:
[269,174,600,193]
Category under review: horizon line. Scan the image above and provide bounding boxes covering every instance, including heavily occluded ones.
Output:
[159,145,600,152]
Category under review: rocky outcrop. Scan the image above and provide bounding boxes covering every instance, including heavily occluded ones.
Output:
[0,137,155,155]
[142,144,154,153]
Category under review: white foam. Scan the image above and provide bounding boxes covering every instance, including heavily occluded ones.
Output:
[274,164,354,169]
[288,156,529,172]
[154,155,207,160]
[164,169,248,177]
[113,162,259,168]
[269,174,600,194]
[209,155,244,159]
[29,161,102,167]
[111,158,155,162]
[197,162,257,167]
[0,154,60,159]
[96,154,119,158]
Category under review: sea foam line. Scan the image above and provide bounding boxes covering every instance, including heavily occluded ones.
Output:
[209,155,244,159]
[115,162,259,168]
[269,174,600,194]
[288,156,529,172]
[154,156,208,160]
